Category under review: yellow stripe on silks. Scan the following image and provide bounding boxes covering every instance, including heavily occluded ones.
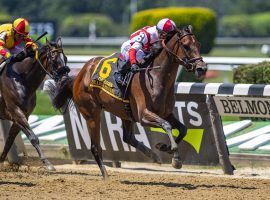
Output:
[35,50,38,60]
[150,128,204,154]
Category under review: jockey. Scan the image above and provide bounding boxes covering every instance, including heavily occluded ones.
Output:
[115,18,176,85]
[0,18,38,68]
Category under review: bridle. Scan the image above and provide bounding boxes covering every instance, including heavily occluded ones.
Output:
[37,45,69,81]
[161,29,204,72]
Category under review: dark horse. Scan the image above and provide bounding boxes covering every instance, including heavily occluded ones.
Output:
[0,37,68,171]
[49,25,207,179]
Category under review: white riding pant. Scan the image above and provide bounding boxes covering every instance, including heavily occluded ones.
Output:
[121,41,145,64]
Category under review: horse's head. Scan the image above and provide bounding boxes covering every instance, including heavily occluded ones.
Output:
[162,25,207,80]
[41,37,69,81]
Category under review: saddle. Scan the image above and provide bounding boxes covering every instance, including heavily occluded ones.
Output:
[90,52,132,103]
[90,51,156,101]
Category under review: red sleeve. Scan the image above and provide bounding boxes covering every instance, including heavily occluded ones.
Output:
[0,41,8,57]
[129,48,137,64]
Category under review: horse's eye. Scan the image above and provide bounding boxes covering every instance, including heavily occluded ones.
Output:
[51,51,57,57]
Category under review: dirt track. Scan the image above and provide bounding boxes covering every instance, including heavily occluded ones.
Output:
[0,158,270,200]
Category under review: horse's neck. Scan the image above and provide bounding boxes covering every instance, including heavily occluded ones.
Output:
[151,43,179,91]
[24,56,47,93]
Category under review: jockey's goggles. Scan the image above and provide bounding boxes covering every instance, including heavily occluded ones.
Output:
[157,30,168,38]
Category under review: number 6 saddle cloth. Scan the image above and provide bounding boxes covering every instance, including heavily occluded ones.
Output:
[90,52,129,103]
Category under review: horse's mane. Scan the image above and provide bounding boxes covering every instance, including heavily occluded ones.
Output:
[39,40,58,56]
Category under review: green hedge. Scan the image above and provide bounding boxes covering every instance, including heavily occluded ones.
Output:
[0,12,11,23]
[60,13,122,37]
[233,61,270,84]
[130,7,217,54]
[221,12,270,37]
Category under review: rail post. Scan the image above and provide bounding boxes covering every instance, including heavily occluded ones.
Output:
[206,95,235,175]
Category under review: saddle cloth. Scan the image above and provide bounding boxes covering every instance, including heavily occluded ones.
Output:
[89,52,129,103]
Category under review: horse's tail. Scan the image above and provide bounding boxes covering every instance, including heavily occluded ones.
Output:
[47,75,75,113]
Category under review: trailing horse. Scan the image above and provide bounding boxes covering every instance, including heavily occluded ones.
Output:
[49,25,207,179]
[0,37,69,171]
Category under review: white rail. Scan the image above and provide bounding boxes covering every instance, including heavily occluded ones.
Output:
[66,55,270,71]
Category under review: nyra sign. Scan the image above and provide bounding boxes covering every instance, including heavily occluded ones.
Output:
[63,94,219,165]
[214,96,270,118]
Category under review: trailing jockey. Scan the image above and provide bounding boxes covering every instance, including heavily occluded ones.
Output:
[0,18,38,72]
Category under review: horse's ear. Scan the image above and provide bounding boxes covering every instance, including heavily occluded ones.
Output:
[187,25,193,33]
[46,38,50,45]
[56,37,62,48]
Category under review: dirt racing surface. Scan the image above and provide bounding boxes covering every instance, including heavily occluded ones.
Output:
[0,158,270,200]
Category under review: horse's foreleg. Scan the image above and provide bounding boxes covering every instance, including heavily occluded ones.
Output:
[19,123,55,171]
[141,109,178,151]
[0,124,21,163]
[122,119,161,164]
[141,109,182,169]
[156,113,187,152]
[167,114,187,144]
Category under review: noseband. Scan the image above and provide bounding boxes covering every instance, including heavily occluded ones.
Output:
[161,31,203,71]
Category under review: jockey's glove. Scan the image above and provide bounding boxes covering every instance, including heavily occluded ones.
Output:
[25,42,38,57]
[12,51,27,62]
[131,63,140,72]
[25,42,38,51]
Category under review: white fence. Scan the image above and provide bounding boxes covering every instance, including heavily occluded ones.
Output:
[66,55,270,71]
[62,37,270,47]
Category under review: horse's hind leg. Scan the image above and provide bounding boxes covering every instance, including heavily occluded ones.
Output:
[0,124,21,163]
[122,119,161,164]
[84,112,109,180]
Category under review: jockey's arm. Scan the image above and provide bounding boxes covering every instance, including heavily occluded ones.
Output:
[128,42,142,65]
[0,32,11,59]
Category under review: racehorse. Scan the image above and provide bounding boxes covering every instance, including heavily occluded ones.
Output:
[48,25,207,179]
[0,37,69,171]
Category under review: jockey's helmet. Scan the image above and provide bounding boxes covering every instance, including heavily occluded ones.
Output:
[156,18,176,33]
[13,18,30,36]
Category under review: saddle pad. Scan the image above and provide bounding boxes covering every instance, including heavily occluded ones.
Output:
[90,52,129,103]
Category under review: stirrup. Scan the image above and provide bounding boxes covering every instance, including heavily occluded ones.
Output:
[115,73,126,85]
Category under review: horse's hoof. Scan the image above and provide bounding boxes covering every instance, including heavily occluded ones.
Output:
[0,157,5,163]
[152,154,162,164]
[47,165,56,171]
[103,174,110,181]
[172,158,182,169]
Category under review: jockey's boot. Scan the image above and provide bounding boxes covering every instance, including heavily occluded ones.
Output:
[114,71,126,86]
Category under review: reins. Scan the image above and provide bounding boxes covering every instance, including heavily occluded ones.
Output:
[161,30,203,71]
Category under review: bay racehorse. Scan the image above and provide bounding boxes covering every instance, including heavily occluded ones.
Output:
[0,37,69,171]
[48,25,207,179]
